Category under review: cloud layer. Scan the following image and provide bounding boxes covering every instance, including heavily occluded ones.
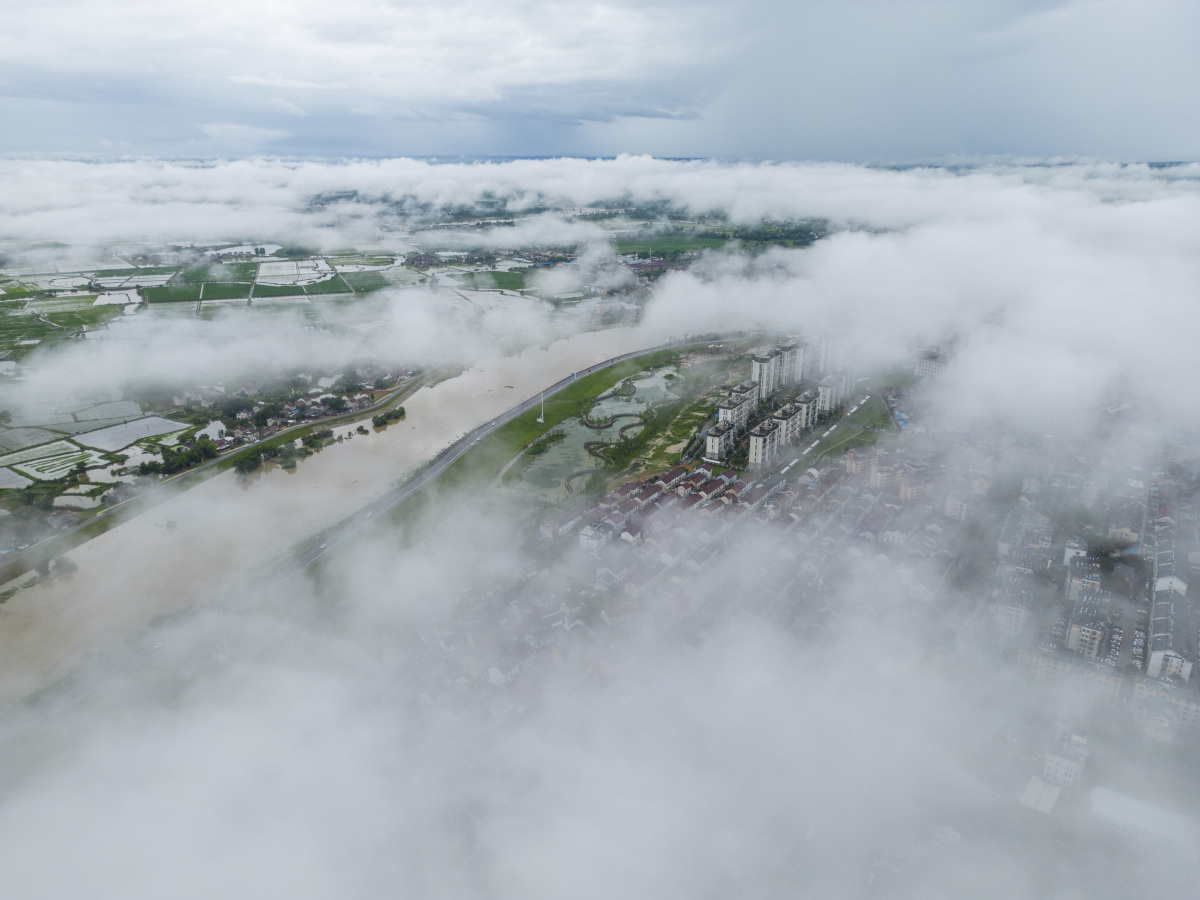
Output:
[0,159,1198,896]
[0,2,1198,158]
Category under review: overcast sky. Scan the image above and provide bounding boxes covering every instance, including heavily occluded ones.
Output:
[1,0,1196,161]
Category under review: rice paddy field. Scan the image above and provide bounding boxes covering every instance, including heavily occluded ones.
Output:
[0,468,32,490]
[0,440,85,468]
[75,416,187,452]
[13,446,111,480]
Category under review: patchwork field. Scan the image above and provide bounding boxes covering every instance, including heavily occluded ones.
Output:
[0,440,87,467]
[0,468,32,489]
[12,446,110,480]
[200,282,252,300]
[75,416,187,452]
[256,259,334,286]
[144,284,202,303]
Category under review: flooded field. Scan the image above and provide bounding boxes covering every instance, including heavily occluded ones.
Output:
[75,416,187,452]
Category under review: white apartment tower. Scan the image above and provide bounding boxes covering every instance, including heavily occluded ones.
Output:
[777,340,803,386]
[748,419,781,470]
[750,339,804,398]
[750,349,781,396]
[817,373,848,413]
[705,421,736,461]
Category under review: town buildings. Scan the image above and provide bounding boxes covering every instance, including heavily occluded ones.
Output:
[913,349,946,378]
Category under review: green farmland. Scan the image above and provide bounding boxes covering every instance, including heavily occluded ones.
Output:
[173,262,258,284]
[456,270,529,291]
[251,283,307,298]
[342,271,390,292]
[200,282,252,300]
[144,284,202,303]
[614,235,729,256]
[304,275,353,295]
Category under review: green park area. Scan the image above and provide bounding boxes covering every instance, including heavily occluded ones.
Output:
[845,394,894,430]
[432,349,681,495]
[811,424,878,462]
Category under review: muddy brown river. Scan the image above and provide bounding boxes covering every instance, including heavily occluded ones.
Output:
[0,326,656,710]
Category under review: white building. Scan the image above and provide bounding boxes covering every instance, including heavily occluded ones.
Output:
[748,419,781,470]
[705,421,736,460]
[945,494,969,521]
[578,524,610,552]
[778,340,803,385]
[817,373,848,413]
[1042,740,1088,788]
[914,349,946,378]
[770,403,803,445]
[750,348,781,396]
[794,390,818,429]
[814,335,846,375]
[1147,589,1195,681]
[717,390,756,434]
[750,339,804,396]
[1066,616,1106,659]
[730,379,760,408]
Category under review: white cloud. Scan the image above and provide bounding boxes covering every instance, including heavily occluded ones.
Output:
[0,2,1196,158]
[0,158,1199,896]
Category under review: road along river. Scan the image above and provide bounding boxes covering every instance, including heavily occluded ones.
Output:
[0,326,666,712]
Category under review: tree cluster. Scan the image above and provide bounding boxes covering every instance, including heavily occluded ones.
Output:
[138,437,218,476]
[301,428,334,449]
[371,407,405,428]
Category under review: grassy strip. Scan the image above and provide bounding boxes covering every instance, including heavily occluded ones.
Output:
[812,425,878,462]
[845,394,894,430]
[94,267,178,278]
